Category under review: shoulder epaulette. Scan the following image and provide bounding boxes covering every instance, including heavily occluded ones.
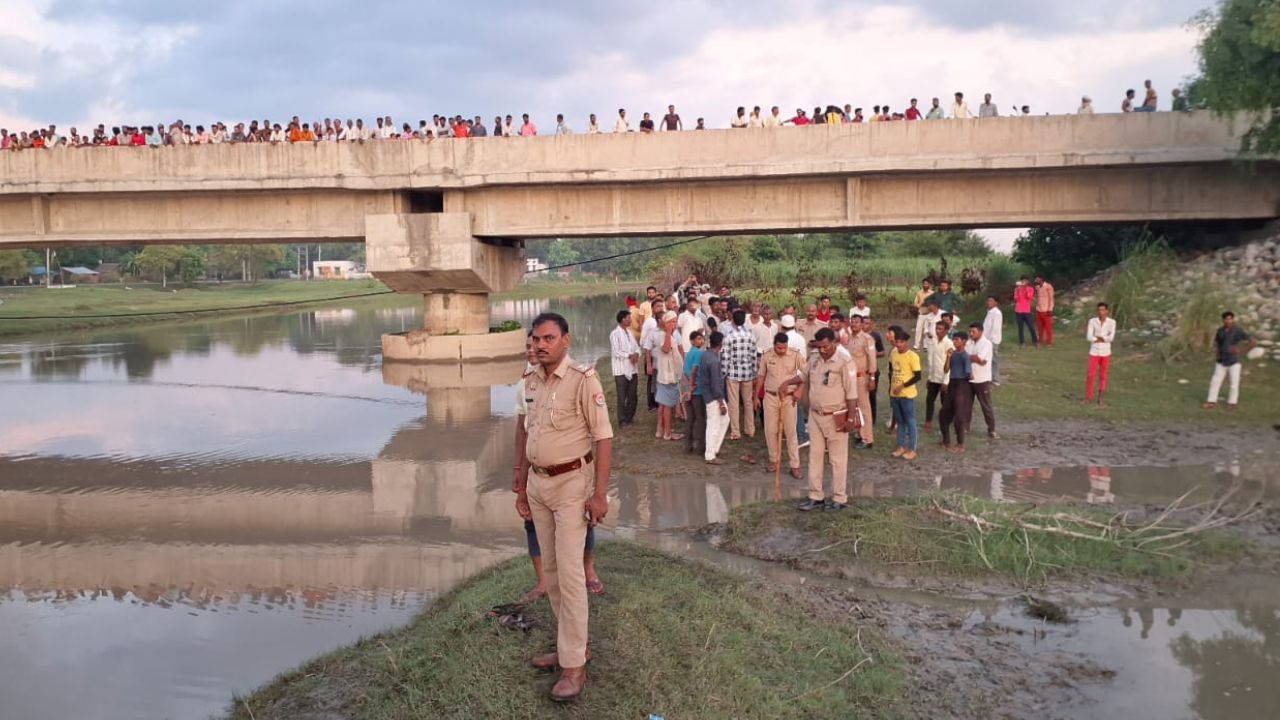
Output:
[572,362,596,377]
[522,366,537,379]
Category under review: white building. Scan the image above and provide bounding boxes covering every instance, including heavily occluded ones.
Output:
[525,257,548,275]
[312,260,357,279]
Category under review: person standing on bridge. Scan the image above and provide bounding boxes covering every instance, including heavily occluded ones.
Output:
[614,109,630,133]
[517,313,613,702]
[926,97,944,120]
[662,105,683,131]
[979,93,999,118]
[951,92,973,119]
[520,114,537,136]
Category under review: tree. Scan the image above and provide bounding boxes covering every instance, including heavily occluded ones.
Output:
[749,235,786,262]
[0,250,33,282]
[131,246,185,287]
[546,239,580,270]
[1190,0,1280,154]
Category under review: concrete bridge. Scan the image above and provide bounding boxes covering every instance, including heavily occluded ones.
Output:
[2,112,1277,359]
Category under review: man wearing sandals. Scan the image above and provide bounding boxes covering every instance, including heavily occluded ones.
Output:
[516,313,614,702]
[514,334,606,607]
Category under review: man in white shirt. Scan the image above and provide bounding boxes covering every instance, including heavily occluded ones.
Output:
[555,114,573,135]
[951,92,973,119]
[982,295,1004,385]
[966,323,997,438]
[730,106,749,128]
[677,296,707,353]
[610,310,641,425]
[764,106,784,128]
[1085,302,1117,406]
[586,114,601,134]
[923,319,951,432]
[614,109,630,133]
[748,302,774,355]
[379,116,395,140]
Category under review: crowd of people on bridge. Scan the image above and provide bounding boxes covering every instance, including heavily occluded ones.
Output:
[1,79,1189,151]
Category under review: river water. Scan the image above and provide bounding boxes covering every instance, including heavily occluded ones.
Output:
[0,292,1275,719]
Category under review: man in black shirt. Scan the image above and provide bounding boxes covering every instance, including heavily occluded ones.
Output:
[1204,311,1255,409]
[662,105,683,131]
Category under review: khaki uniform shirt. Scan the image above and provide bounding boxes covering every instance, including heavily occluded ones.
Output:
[525,355,614,468]
[806,351,859,413]
[797,318,827,344]
[760,348,804,393]
[847,332,877,377]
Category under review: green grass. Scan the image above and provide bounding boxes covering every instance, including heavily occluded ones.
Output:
[722,497,1251,586]
[228,541,901,720]
[995,326,1279,424]
[0,279,642,338]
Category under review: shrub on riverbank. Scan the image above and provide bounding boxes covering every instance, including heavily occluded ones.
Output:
[228,542,901,720]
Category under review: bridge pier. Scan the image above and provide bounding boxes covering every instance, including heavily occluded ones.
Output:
[366,212,526,362]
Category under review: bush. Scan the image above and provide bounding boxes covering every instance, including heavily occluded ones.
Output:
[1159,282,1229,361]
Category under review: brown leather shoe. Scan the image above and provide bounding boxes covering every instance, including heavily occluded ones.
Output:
[530,646,591,670]
[551,666,587,702]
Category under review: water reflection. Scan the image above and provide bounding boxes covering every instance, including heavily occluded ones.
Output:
[988,603,1280,720]
[0,292,629,720]
[0,290,1273,720]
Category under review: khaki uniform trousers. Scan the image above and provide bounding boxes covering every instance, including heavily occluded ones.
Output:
[763,392,800,469]
[726,379,757,438]
[856,376,874,445]
[527,464,592,668]
[808,412,850,504]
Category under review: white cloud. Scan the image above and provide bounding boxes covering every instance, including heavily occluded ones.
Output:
[542,3,1199,125]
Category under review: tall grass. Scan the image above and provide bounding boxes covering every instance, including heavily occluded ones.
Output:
[1159,282,1229,361]
[1101,236,1175,330]
[749,256,1019,293]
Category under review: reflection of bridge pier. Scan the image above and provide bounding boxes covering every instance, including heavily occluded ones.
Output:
[375,358,524,531]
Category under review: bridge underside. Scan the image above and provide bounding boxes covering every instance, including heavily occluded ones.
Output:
[1,163,1277,249]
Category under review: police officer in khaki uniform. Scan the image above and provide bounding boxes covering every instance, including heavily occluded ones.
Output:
[847,316,878,449]
[515,312,613,702]
[754,332,805,479]
[798,327,860,512]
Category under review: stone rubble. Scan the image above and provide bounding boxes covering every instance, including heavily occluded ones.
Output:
[1068,233,1280,363]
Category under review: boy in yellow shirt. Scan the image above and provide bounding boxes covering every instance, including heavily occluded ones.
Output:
[888,328,923,460]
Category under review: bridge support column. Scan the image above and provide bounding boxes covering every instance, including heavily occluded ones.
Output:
[366,212,525,362]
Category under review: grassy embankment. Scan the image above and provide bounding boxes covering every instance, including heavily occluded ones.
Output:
[721,497,1253,587]
[0,278,641,338]
[229,541,901,720]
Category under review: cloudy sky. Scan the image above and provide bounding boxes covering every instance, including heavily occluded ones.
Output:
[0,0,1214,248]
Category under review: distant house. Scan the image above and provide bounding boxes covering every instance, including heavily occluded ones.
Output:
[96,263,122,283]
[312,260,357,279]
[525,257,549,275]
[60,266,100,284]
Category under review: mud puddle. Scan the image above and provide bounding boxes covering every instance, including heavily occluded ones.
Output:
[637,528,1280,719]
